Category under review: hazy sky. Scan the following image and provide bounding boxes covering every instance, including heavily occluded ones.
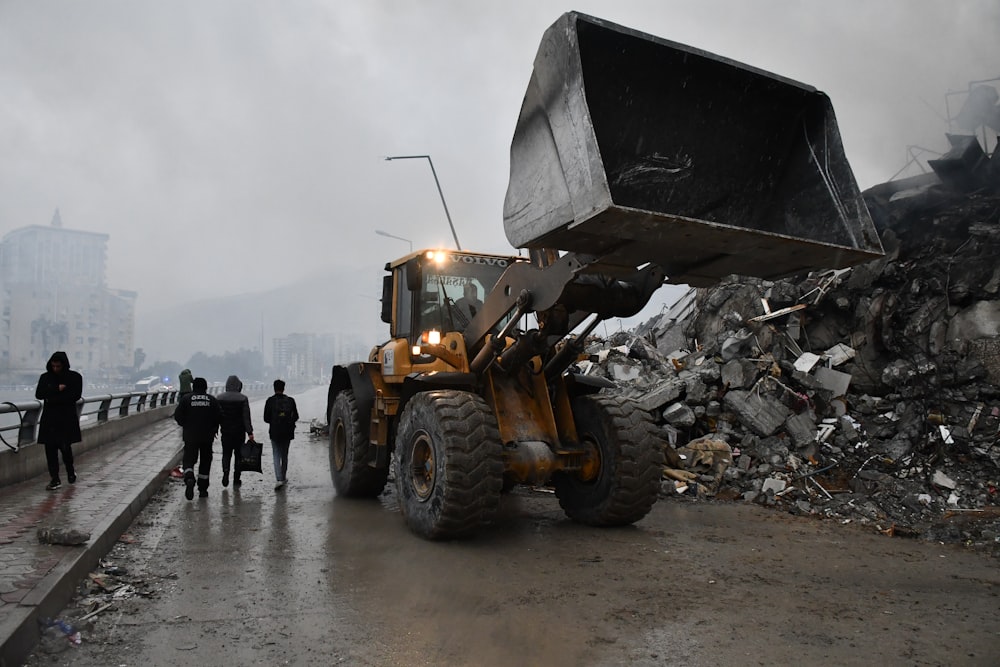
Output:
[2,1,998,322]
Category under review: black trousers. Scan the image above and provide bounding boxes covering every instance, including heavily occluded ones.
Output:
[220,433,244,482]
[44,441,74,480]
[182,440,213,491]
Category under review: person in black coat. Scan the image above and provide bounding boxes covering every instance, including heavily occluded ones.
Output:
[35,351,83,490]
[173,376,223,499]
[263,379,299,490]
[216,374,254,488]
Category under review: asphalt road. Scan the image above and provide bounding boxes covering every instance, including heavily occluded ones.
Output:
[23,386,1000,666]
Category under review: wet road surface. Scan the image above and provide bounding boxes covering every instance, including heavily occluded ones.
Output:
[24,386,1000,666]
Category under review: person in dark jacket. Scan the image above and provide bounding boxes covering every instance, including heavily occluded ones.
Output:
[35,351,83,490]
[263,379,299,490]
[173,377,222,499]
[216,374,254,488]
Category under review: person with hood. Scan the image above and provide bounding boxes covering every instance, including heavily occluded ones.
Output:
[216,374,254,488]
[177,368,194,399]
[35,351,84,490]
[173,377,222,499]
[263,379,299,490]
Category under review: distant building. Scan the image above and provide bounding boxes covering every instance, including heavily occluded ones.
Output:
[0,210,136,385]
[271,332,374,383]
[272,333,317,382]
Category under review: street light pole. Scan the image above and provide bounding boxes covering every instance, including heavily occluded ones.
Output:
[374,229,413,252]
[384,154,462,250]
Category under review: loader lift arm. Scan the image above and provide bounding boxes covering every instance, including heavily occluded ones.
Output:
[461,250,665,379]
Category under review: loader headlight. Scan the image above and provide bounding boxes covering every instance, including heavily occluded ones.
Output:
[419,329,441,346]
[425,250,447,264]
[412,329,441,356]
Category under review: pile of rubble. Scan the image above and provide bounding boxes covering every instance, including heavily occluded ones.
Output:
[588,151,1000,553]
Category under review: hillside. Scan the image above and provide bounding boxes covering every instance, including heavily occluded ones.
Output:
[135,268,386,364]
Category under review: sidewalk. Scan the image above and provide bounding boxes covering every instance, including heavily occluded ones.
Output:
[0,417,182,667]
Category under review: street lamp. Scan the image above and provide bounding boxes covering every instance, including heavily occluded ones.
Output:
[384,154,462,250]
[375,229,413,252]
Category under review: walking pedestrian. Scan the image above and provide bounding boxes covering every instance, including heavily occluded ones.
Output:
[35,351,83,491]
[173,377,222,499]
[217,374,254,488]
[263,379,298,490]
[170,367,196,479]
[177,368,194,399]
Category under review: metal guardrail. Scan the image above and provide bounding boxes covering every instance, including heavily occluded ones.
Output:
[0,382,270,453]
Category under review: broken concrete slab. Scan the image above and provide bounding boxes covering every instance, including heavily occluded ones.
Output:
[793,352,822,372]
[814,366,852,397]
[784,412,818,449]
[824,343,856,366]
[662,402,696,427]
[722,389,791,437]
[635,379,685,412]
[721,359,757,390]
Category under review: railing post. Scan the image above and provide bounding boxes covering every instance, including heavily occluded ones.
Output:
[98,396,111,423]
[19,404,40,446]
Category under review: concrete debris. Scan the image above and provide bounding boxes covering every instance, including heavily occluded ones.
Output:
[588,163,1000,552]
[309,417,330,437]
[825,343,856,366]
[932,470,957,490]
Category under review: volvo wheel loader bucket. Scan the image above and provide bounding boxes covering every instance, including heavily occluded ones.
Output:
[504,13,883,286]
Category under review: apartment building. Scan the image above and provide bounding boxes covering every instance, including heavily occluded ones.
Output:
[0,210,136,384]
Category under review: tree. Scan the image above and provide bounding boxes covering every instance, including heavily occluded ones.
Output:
[184,349,266,383]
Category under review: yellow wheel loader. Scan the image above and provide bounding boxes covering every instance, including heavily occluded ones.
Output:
[328,13,883,539]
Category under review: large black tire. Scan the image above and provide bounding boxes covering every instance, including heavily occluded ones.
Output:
[329,390,389,498]
[395,390,503,539]
[554,394,664,526]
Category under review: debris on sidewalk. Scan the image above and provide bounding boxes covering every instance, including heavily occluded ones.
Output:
[36,618,81,653]
[23,488,183,665]
[37,526,91,546]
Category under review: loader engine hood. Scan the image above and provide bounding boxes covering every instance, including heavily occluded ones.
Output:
[503,12,883,286]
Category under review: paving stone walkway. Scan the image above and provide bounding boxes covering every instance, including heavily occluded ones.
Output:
[0,417,182,666]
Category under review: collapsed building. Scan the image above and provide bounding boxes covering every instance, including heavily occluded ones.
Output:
[590,120,1000,553]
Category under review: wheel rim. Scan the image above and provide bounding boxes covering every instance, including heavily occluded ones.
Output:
[576,433,603,483]
[332,420,346,471]
[408,432,435,501]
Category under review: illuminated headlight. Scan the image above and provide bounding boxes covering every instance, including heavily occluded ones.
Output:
[411,345,422,356]
[425,250,446,264]
[420,329,441,346]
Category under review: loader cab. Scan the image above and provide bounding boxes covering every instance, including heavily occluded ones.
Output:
[383,249,520,345]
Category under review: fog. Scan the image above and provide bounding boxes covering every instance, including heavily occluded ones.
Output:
[1,1,997,362]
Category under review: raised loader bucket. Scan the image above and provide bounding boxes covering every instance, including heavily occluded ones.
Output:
[504,13,883,286]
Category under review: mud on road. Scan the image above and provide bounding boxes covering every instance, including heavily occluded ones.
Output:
[24,444,1000,667]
